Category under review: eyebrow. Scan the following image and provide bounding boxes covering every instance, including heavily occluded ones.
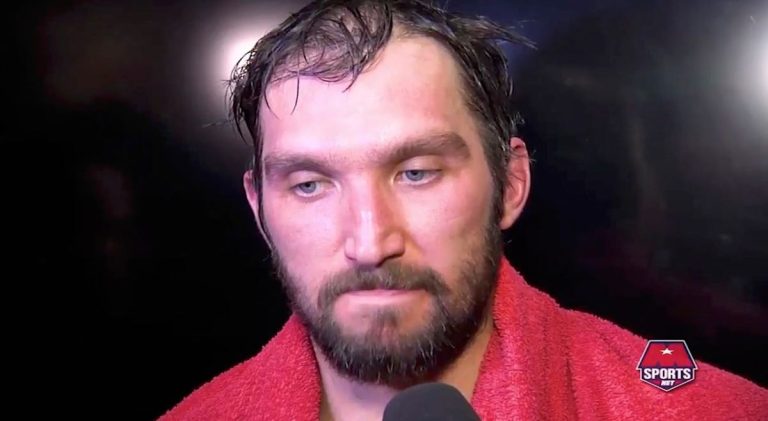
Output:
[262,132,471,181]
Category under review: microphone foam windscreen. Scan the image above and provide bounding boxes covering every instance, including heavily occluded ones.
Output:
[382,382,481,421]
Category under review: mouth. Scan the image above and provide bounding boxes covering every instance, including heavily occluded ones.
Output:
[338,288,427,306]
[345,289,414,297]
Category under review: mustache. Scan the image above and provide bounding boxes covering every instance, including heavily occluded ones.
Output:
[317,262,449,309]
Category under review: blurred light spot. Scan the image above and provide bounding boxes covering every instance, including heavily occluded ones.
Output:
[201,15,282,115]
[219,32,266,84]
[761,34,768,94]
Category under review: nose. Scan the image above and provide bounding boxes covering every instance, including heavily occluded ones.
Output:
[343,181,406,269]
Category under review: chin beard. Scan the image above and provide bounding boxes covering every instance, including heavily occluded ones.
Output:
[272,218,502,387]
[311,268,495,389]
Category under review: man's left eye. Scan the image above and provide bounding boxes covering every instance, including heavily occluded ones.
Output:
[399,169,440,184]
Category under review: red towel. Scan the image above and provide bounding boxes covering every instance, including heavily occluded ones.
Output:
[161,259,768,420]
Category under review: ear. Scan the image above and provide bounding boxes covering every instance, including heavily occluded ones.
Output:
[243,170,272,249]
[498,137,531,230]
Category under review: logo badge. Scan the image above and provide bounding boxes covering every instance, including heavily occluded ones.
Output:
[636,339,698,391]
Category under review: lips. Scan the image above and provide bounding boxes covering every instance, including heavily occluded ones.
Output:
[345,289,413,296]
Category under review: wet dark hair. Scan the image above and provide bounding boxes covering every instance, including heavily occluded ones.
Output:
[229,0,534,243]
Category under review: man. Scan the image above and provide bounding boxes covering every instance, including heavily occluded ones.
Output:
[161,1,767,419]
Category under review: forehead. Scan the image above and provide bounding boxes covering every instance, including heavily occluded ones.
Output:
[259,36,478,158]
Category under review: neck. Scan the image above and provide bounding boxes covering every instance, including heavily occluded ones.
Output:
[315,310,494,421]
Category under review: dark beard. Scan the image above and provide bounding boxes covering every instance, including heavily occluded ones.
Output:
[272,220,502,388]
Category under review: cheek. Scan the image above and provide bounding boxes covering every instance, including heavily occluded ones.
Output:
[413,168,493,234]
[263,195,341,294]
[405,167,495,264]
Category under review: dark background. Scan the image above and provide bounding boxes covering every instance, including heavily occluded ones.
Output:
[6,0,767,419]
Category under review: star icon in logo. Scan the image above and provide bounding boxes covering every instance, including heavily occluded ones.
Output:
[661,348,674,355]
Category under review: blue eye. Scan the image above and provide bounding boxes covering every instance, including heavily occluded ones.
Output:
[403,170,426,182]
[294,181,318,195]
[298,182,316,192]
[398,169,441,185]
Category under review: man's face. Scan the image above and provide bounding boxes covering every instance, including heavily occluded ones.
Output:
[251,36,504,386]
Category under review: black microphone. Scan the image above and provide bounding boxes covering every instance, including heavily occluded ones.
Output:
[382,382,481,421]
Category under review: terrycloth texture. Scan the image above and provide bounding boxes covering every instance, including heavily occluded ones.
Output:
[161,259,768,420]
